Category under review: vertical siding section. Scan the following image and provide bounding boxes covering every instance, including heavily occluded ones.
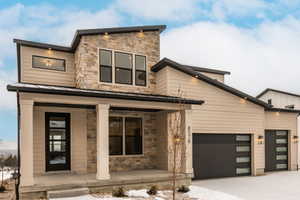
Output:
[21,46,75,87]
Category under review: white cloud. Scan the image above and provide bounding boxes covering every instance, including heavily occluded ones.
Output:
[161,17,300,96]
[0,70,17,111]
[115,0,200,21]
[0,140,17,150]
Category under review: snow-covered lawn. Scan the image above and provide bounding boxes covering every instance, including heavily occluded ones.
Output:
[0,170,12,180]
[51,186,242,200]
[193,171,300,200]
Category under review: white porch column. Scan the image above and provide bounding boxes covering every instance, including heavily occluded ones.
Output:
[20,100,34,186]
[181,109,193,174]
[96,104,110,180]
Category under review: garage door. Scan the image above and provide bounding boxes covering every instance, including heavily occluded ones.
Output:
[193,134,251,180]
[265,130,288,171]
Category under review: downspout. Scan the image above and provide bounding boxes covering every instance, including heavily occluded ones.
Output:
[16,91,20,200]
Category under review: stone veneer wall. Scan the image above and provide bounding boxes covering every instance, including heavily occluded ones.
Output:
[74,31,160,94]
[87,109,159,173]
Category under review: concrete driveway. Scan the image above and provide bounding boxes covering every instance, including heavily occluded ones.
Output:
[193,171,300,200]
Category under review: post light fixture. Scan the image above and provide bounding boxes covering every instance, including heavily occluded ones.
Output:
[137,30,144,38]
[293,135,299,143]
[258,135,264,144]
[103,32,110,40]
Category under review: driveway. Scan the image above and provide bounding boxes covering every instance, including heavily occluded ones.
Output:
[193,171,300,200]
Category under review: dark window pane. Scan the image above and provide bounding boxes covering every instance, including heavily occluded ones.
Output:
[49,153,66,164]
[100,66,112,82]
[100,50,112,66]
[125,118,142,155]
[49,129,66,140]
[135,71,146,86]
[49,117,66,128]
[50,141,66,152]
[115,68,132,84]
[135,55,146,70]
[32,56,65,71]
[115,52,132,69]
[109,117,123,155]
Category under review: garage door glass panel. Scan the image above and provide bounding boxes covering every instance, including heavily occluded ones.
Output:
[236,146,250,152]
[276,139,287,144]
[236,157,250,163]
[276,147,287,152]
[236,168,250,174]
[236,135,250,141]
[276,131,287,136]
[276,164,287,169]
[276,155,287,160]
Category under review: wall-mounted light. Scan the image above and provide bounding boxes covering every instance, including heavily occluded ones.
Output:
[257,135,264,144]
[174,135,182,144]
[240,98,246,104]
[276,112,280,116]
[137,30,144,38]
[47,48,53,55]
[103,32,110,40]
[293,135,298,143]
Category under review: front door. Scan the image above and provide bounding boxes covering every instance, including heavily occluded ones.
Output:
[265,130,288,172]
[45,112,71,171]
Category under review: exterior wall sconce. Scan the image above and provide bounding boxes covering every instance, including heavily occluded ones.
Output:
[257,135,264,144]
[137,30,144,38]
[47,48,53,55]
[276,112,280,116]
[293,135,299,143]
[103,32,110,40]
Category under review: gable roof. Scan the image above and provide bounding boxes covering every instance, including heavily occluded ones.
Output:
[151,58,270,108]
[13,25,166,53]
[257,88,300,99]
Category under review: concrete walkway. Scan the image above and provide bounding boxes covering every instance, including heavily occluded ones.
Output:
[193,171,300,200]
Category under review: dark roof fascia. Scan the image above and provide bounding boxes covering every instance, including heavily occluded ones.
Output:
[265,107,300,113]
[71,25,166,51]
[152,58,270,108]
[257,88,300,99]
[13,39,72,53]
[7,83,203,105]
[183,65,231,75]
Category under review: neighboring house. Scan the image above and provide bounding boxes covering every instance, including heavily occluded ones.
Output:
[6,25,299,199]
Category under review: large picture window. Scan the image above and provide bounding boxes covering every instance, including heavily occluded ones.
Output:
[135,55,146,86]
[115,52,133,84]
[99,50,112,83]
[32,55,66,71]
[109,116,143,155]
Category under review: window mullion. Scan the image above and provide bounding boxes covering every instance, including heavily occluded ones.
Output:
[112,51,115,84]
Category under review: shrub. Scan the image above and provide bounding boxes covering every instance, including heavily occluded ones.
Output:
[0,185,6,193]
[177,185,190,193]
[113,187,127,197]
[147,185,158,195]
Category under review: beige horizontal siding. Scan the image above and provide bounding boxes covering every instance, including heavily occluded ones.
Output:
[21,46,75,87]
[155,67,168,95]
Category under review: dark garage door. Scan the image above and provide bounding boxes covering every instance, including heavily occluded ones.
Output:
[193,134,251,180]
[265,130,288,171]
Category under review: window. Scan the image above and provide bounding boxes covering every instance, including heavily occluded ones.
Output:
[115,52,132,84]
[109,116,143,155]
[135,55,146,86]
[99,50,112,83]
[32,55,65,71]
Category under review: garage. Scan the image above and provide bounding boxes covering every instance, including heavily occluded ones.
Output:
[193,134,252,180]
[265,130,289,171]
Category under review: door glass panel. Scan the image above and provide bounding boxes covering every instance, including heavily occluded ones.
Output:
[276,164,287,169]
[236,157,250,163]
[276,155,287,160]
[236,135,250,141]
[49,117,66,128]
[236,146,250,152]
[236,168,250,174]
[276,147,287,152]
[49,154,66,165]
[49,129,66,140]
[276,131,287,136]
[276,139,287,144]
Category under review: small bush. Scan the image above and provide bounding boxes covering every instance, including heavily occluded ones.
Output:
[177,185,190,193]
[0,185,6,193]
[147,185,158,195]
[113,187,127,197]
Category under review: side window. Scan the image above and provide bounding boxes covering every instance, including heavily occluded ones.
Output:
[99,50,112,83]
[115,52,133,84]
[32,56,66,71]
[135,55,146,86]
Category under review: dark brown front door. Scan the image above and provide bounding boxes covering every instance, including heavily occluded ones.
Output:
[45,112,71,171]
[265,130,288,172]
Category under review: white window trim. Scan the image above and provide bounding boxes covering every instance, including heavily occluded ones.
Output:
[98,48,148,87]
[109,114,145,157]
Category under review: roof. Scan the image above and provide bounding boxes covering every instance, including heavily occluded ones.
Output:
[13,25,166,52]
[151,58,270,108]
[265,107,300,114]
[7,83,204,105]
[257,88,300,99]
[183,65,230,75]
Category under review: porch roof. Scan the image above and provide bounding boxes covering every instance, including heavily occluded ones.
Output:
[7,83,204,105]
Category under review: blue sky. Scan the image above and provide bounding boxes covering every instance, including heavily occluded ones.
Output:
[1,0,300,148]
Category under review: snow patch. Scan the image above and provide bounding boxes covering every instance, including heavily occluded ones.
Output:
[188,186,243,200]
[127,189,149,198]
[1,170,12,180]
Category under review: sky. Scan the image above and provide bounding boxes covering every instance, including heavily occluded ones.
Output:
[1,0,300,149]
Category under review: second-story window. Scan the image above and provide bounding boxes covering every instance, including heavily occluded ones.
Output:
[99,50,112,83]
[135,55,146,86]
[115,52,133,85]
[32,56,66,71]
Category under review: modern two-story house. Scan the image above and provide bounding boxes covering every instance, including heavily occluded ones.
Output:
[7,25,300,199]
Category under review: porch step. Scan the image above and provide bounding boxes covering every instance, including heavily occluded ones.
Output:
[47,187,89,199]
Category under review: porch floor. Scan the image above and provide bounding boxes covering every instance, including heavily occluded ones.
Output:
[21,170,191,194]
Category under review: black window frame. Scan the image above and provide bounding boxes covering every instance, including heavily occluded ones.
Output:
[99,49,113,83]
[135,55,147,86]
[32,55,66,72]
[114,51,133,85]
[109,116,143,156]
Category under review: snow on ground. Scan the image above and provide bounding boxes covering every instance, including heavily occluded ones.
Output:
[51,186,242,200]
[193,171,300,200]
[1,170,12,180]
